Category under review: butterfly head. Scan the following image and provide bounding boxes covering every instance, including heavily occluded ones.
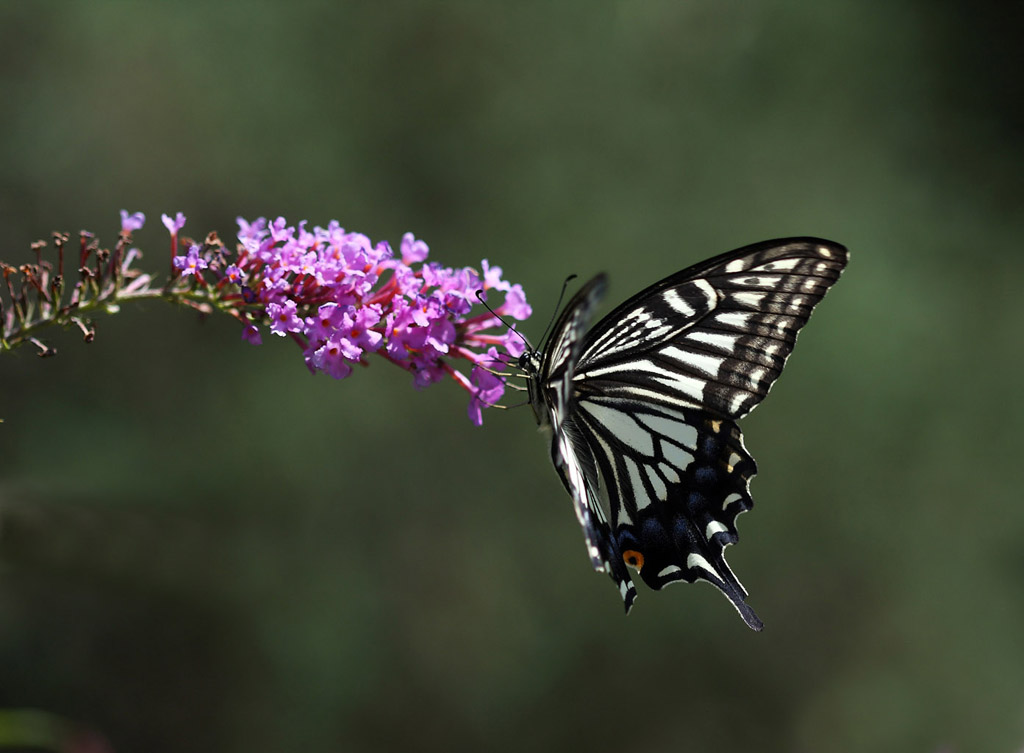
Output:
[517,348,551,430]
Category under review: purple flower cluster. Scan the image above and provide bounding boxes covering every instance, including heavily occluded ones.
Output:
[155,212,531,424]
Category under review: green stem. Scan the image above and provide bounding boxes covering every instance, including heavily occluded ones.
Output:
[1,285,259,353]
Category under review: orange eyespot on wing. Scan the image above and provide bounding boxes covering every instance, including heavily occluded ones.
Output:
[622,550,644,571]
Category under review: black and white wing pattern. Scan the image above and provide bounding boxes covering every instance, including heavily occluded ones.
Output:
[523,237,849,630]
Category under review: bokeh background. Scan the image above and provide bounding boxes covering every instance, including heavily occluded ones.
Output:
[1,3,1022,752]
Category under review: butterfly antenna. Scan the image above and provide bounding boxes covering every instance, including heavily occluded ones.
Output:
[537,274,578,347]
[500,398,532,410]
[474,290,532,351]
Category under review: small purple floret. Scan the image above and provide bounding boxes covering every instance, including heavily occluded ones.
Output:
[172,245,209,277]
[120,210,146,233]
[266,299,304,336]
[467,360,507,426]
[400,233,430,264]
[161,212,187,235]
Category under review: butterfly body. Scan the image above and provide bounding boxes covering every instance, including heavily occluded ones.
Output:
[522,238,849,630]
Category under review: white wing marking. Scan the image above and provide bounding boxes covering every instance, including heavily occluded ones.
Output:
[686,330,739,353]
[732,274,784,288]
[552,413,606,568]
[753,257,802,271]
[727,391,751,415]
[732,291,767,308]
[661,440,694,471]
[663,288,695,316]
[705,521,728,539]
[715,311,753,329]
[581,402,655,456]
[624,456,648,511]
[686,553,719,578]
[660,345,724,378]
[647,465,668,501]
[584,359,707,403]
[659,462,680,484]
[636,413,698,448]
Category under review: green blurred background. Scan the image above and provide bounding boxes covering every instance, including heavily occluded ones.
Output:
[1,3,1022,752]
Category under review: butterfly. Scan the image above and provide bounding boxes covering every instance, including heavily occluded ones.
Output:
[518,237,849,630]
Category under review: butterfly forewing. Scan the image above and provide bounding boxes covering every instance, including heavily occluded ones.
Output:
[529,237,848,629]
[576,238,848,419]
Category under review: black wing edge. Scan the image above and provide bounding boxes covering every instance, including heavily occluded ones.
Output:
[584,237,849,345]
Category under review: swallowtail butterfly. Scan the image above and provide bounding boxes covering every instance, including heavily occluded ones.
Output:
[520,238,848,630]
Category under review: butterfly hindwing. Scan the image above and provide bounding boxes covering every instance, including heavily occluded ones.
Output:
[554,414,637,609]
[526,237,848,628]
[574,395,763,630]
[529,275,638,610]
